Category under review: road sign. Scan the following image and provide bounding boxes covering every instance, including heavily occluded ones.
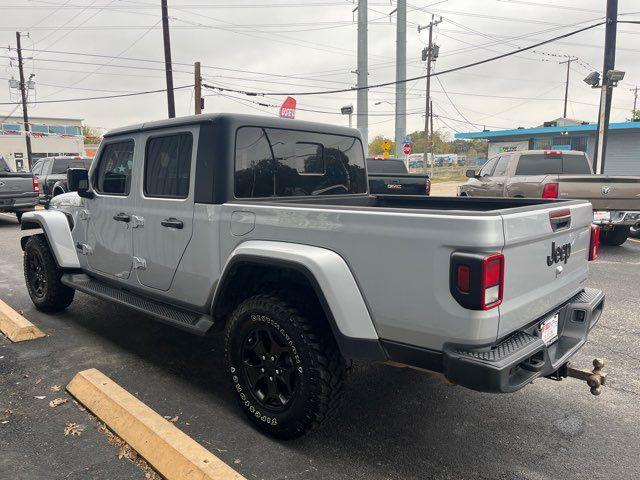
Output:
[403,143,411,155]
[381,140,392,152]
[382,151,389,158]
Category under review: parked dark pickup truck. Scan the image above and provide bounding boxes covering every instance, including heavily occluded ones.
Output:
[367,158,430,195]
[0,156,38,222]
[31,156,93,203]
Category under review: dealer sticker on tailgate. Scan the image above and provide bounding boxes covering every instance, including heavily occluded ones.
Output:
[539,313,559,346]
[593,211,610,222]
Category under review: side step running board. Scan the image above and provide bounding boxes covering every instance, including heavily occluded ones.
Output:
[61,273,214,336]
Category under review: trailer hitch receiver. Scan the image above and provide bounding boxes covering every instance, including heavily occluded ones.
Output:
[549,358,606,395]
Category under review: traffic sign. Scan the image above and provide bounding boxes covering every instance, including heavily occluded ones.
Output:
[381,140,392,152]
[403,143,411,155]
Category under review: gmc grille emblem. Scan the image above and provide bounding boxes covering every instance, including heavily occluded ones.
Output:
[547,241,571,266]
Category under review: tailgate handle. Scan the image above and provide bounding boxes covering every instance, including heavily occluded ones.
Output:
[549,209,571,231]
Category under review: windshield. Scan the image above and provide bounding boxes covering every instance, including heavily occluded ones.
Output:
[366,159,408,175]
[51,158,92,174]
[515,153,591,175]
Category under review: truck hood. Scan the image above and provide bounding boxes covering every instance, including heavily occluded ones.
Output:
[557,175,640,210]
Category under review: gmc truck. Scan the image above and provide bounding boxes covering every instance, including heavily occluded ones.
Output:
[366,158,431,195]
[0,155,38,222]
[20,114,605,439]
[459,150,640,245]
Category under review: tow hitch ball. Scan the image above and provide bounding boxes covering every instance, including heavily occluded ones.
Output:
[548,358,606,396]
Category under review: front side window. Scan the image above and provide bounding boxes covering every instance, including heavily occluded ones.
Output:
[479,157,498,177]
[94,140,134,195]
[234,127,367,198]
[492,155,510,177]
[144,133,192,198]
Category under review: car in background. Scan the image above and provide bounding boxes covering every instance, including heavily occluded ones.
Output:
[31,156,93,203]
[367,158,430,195]
[459,149,640,245]
[0,155,38,222]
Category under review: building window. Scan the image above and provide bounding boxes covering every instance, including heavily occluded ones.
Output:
[31,124,48,134]
[2,123,22,135]
[48,125,66,135]
[532,136,588,152]
[65,126,81,136]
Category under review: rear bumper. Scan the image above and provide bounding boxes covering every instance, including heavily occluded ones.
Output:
[442,288,604,393]
[0,194,38,211]
[593,210,640,226]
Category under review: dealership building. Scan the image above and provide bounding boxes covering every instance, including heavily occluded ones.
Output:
[0,116,84,171]
[455,118,640,175]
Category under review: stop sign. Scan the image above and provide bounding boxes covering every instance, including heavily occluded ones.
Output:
[403,143,411,155]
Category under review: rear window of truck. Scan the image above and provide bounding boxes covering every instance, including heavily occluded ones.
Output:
[234,127,367,198]
[515,153,591,175]
[366,159,408,175]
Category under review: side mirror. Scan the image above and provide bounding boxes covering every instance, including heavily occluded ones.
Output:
[466,169,477,178]
[67,168,93,198]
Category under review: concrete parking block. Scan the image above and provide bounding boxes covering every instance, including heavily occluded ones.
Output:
[67,368,246,480]
[0,298,45,342]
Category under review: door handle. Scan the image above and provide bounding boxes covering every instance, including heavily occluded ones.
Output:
[113,212,131,223]
[161,217,183,229]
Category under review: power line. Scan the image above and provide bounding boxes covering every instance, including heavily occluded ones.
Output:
[0,85,192,105]
[203,21,605,97]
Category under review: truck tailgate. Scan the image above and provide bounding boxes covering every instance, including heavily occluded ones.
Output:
[497,201,592,338]
[558,175,640,210]
[0,174,34,201]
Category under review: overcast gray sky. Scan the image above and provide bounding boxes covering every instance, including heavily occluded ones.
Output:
[1,0,639,140]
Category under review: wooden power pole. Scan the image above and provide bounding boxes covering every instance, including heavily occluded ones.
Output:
[16,32,33,170]
[418,15,441,174]
[559,57,576,118]
[194,61,202,115]
[160,0,175,118]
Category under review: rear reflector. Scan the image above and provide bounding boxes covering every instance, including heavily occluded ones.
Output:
[542,183,559,199]
[32,176,39,193]
[456,265,470,292]
[481,254,504,310]
[425,178,431,195]
[589,224,600,261]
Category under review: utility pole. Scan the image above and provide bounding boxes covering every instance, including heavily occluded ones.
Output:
[559,57,576,118]
[393,0,406,160]
[356,0,368,151]
[429,100,434,179]
[194,61,202,115]
[418,15,441,174]
[15,32,33,170]
[593,0,618,174]
[631,86,639,120]
[161,0,175,118]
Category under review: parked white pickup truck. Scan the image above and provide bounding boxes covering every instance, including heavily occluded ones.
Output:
[21,114,606,438]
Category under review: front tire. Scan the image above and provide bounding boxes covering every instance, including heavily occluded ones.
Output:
[600,226,630,246]
[23,235,75,312]
[224,294,346,439]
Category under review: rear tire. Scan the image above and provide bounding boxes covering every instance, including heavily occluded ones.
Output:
[600,226,630,246]
[15,211,23,223]
[23,234,75,312]
[224,294,346,439]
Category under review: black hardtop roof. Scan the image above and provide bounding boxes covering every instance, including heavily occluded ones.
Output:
[103,113,362,139]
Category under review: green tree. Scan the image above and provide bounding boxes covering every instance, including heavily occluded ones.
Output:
[628,109,640,122]
[82,126,103,145]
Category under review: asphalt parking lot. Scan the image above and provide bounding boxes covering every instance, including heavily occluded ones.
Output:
[1,212,639,480]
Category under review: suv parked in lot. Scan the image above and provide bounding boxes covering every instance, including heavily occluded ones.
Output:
[31,156,93,203]
[459,150,640,245]
[21,114,604,439]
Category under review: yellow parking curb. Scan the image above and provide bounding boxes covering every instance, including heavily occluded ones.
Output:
[67,369,246,480]
[0,299,45,342]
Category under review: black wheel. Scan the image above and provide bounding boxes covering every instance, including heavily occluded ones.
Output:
[600,226,630,246]
[15,211,23,223]
[23,234,75,312]
[630,226,640,239]
[225,294,346,439]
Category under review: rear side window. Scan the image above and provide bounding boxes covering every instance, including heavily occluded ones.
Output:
[366,159,408,174]
[144,133,192,198]
[94,140,135,195]
[234,127,367,198]
[515,154,590,175]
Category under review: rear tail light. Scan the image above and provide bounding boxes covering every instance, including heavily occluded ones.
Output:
[32,176,39,193]
[450,252,505,310]
[425,178,431,195]
[542,183,558,199]
[589,224,600,261]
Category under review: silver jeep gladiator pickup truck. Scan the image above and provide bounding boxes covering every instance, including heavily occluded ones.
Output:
[20,114,605,439]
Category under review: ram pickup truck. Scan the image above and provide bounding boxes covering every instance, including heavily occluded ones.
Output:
[0,155,38,222]
[20,114,605,439]
[31,155,93,203]
[367,157,431,195]
[459,149,640,245]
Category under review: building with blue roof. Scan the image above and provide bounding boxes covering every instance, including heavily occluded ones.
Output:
[455,117,640,175]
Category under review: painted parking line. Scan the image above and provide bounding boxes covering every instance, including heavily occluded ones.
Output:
[67,369,246,480]
[0,298,45,342]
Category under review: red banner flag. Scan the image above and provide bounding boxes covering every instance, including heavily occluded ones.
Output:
[279,96,297,119]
